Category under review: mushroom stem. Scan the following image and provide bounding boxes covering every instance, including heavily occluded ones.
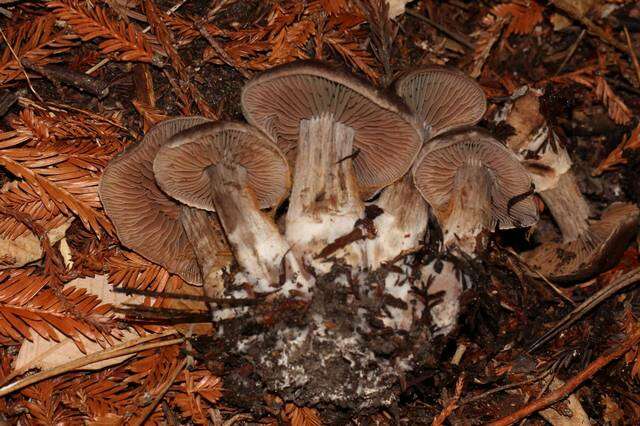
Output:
[179,207,230,297]
[365,174,429,270]
[539,172,591,242]
[208,163,291,288]
[286,113,365,269]
[444,164,492,253]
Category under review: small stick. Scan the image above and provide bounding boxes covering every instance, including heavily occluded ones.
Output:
[623,26,640,87]
[198,23,252,79]
[432,374,465,426]
[0,332,181,397]
[112,287,263,306]
[405,9,473,50]
[489,327,640,426]
[0,27,42,102]
[460,367,554,406]
[529,267,640,352]
[22,59,109,98]
[132,357,187,426]
[555,29,586,75]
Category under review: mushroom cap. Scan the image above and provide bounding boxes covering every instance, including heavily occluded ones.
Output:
[153,122,291,212]
[523,202,639,282]
[241,61,422,196]
[99,117,225,285]
[413,129,539,230]
[394,67,487,138]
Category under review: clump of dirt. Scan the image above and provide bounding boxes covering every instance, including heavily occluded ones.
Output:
[195,262,437,422]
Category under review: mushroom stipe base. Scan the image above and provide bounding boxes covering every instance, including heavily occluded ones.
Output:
[195,260,438,421]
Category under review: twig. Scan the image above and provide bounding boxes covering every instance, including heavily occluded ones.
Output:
[552,0,629,54]
[132,358,187,426]
[432,374,465,426]
[555,29,586,75]
[0,26,43,102]
[0,331,181,397]
[505,248,576,307]
[22,59,109,98]
[623,26,640,87]
[85,58,110,75]
[489,327,640,426]
[198,23,252,79]
[112,287,263,306]
[405,9,473,50]
[529,267,640,352]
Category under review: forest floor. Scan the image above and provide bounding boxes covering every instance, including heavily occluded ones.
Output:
[0,0,640,424]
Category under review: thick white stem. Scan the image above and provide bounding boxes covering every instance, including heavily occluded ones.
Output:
[365,174,429,270]
[539,171,591,242]
[443,165,492,254]
[286,114,365,270]
[179,207,230,297]
[209,163,291,290]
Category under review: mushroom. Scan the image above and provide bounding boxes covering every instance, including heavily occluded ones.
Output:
[153,121,308,293]
[523,202,639,282]
[414,129,539,334]
[413,129,538,254]
[365,67,487,270]
[241,62,422,270]
[99,117,231,293]
[498,87,640,281]
[395,67,487,138]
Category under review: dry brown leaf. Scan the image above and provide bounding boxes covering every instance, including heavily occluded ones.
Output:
[47,0,157,63]
[492,0,544,38]
[386,0,409,18]
[284,403,322,426]
[594,75,632,125]
[14,275,149,372]
[0,15,78,85]
[468,14,506,79]
[595,123,640,175]
[0,217,71,269]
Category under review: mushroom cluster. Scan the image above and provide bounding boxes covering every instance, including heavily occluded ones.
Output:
[99,62,636,417]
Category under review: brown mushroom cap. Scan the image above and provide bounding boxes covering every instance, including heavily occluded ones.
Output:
[241,61,422,196]
[394,67,487,138]
[99,117,225,285]
[523,202,639,282]
[413,129,538,230]
[153,122,290,212]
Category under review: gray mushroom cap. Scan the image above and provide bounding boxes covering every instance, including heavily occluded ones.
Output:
[99,117,227,285]
[153,122,291,212]
[241,61,423,197]
[413,129,539,231]
[395,67,487,138]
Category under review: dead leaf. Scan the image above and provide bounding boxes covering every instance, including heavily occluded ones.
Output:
[386,0,409,18]
[0,218,72,269]
[539,378,591,426]
[14,275,152,372]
